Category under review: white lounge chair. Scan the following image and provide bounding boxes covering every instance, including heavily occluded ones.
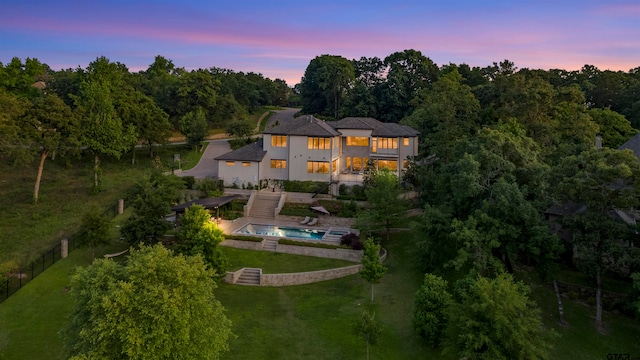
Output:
[307,217,318,226]
[300,216,310,224]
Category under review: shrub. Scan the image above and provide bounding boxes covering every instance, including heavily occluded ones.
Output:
[196,178,223,197]
[223,234,263,242]
[182,176,196,190]
[340,232,359,247]
[282,180,328,194]
[277,238,348,249]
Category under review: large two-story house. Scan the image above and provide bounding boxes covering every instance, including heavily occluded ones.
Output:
[215,115,419,192]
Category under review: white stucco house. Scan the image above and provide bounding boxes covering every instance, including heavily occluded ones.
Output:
[215,115,419,191]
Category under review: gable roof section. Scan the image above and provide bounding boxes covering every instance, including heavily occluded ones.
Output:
[215,139,266,162]
[263,115,340,137]
[618,133,640,160]
[329,117,420,137]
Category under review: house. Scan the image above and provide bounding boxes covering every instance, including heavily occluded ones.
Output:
[215,115,419,192]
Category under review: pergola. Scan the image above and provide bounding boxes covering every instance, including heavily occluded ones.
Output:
[171,195,241,219]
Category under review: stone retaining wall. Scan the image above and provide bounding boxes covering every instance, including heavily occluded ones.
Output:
[260,265,362,286]
[221,239,263,250]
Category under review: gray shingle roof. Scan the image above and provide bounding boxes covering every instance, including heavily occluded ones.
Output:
[263,115,341,137]
[215,139,267,162]
[329,117,420,137]
[618,133,640,160]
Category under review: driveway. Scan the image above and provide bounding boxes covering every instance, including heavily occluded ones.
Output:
[177,108,299,179]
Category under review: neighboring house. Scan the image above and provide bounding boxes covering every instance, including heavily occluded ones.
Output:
[215,115,419,191]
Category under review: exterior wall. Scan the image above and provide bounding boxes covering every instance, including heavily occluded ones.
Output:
[288,135,333,182]
[218,160,260,187]
[397,135,418,176]
[262,133,290,180]
[340,129,373,173]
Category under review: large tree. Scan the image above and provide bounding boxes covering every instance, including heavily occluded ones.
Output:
[20,93,80,203]
[299,54,355,118]
[443,274,555,360]
[554,147,640,329]
[177,204,228,274]
[62,244,232,359]
[355,168,407,241]
[180,108,209,151]
[413,274,452,347]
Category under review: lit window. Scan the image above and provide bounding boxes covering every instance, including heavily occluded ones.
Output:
[377,160,397,170]
[307,161,330,174]
[377,137,398,149]
[403,138,409,146]
[226,161,235,166]
[271,135,287,147]
[332,159,337,173]
[242,162,251,167]
[346,136,369,146]
[270,159,287,169]
[308,137,330,149]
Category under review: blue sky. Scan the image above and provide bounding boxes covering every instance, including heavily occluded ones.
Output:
[1,0,638,85]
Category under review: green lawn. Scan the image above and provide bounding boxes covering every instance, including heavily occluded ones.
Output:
[221,247,356,273]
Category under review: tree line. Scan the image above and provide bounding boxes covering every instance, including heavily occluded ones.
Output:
[0,55,293,200]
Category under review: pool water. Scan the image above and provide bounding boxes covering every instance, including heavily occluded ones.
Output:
[235,223,326,240]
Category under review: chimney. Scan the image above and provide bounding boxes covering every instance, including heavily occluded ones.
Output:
[595,135,602,149]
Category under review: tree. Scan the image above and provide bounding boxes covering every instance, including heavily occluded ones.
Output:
[0,89,28,161]
[75,207,112,260]
[177,204,227,274]
[180,108,208,151]
[225,119,254,141]
[360,238,387,303]
[120,172,183,246]
[356,168,407,241]
[413,274,452,347]
[21,93,80,203]
[352,310,381,360]
[62,244,233,360]
[589,108,637,149]
[299,54,354,118]
[443,274,555,360]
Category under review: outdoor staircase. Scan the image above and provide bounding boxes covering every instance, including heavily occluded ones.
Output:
[262,239,278,251]
[249,192,281,219]
[236,268,261,286]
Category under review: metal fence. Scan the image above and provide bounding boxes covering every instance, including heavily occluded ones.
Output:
[0,200,123,304]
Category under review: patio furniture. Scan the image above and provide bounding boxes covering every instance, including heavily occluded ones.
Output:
[307,217,318,226]
[300,216,311,224]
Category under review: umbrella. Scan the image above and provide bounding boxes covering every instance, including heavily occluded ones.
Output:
[310,206,330,215]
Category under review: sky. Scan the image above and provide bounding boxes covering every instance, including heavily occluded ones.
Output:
[1,0,639,86]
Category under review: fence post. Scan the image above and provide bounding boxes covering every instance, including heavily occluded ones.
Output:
[61,239,69,259]
[118,199,124,215]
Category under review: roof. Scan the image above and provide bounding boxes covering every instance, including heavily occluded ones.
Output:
[329,117,420,137]
[545,202,586,216]
[263,115,341,137]
[171,195,241,213]
[618,133,640,160]
[215,139,267,162]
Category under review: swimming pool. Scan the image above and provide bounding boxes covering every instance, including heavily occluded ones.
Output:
[234,223,326,240]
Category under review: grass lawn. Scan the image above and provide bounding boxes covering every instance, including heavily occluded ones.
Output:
[221,247,356,273]
[0,144,198,274]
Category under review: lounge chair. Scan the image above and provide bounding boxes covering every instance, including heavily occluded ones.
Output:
[307,217,318,226]
[300,216,310,224]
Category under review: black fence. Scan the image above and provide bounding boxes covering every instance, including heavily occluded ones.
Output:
[0,200,124,304]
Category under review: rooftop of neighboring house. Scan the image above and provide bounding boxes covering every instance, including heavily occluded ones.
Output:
[263,115,341,137]
[215,139,267,162]
[618,133,640,161]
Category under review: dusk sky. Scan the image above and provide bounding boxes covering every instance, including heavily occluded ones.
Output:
[1,0,639,85]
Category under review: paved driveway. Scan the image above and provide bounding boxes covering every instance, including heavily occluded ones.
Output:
[177,108,299,179]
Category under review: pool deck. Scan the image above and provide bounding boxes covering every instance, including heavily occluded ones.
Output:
[217,216,355,243]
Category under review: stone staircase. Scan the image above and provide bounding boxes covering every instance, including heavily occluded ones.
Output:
[249,192,281,219]
[262,239,278,251]
[236,268,261,286]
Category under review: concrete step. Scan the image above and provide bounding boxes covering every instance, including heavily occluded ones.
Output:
[262,240,278,251]
[236,268,261,285]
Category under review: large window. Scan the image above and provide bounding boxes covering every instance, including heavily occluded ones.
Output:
[346,136,369,146]
[377,159,397,171]
[377,137,398,149]
[307,161,329,174]
[270,159,287,169]
[271,135,287,147]
[345,157,368,172]
[308,137,330,150]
